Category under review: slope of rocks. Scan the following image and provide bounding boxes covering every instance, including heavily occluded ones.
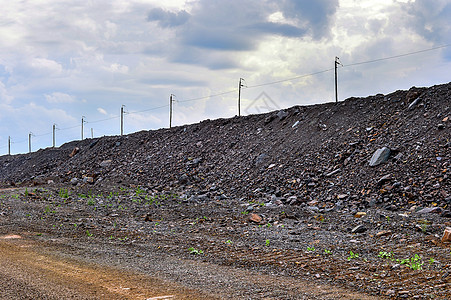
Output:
[1,82,450,214]
[1,82,450,299]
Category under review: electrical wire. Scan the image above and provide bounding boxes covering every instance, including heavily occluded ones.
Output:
[86,115,120,124]
[177,89,238,103]
[3,43,450,154]
[342,44,451,68]
[127,104,170,115]
[246,68,334,89]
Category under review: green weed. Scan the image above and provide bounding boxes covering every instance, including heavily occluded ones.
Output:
[188,247,204,255]
[347,251,359,261]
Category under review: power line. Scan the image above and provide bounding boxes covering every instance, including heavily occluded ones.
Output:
[128,104,170,115]
[86,115,120,124]
[342,43,451,68]
[177,89,238,103]
[4,43,450,154]
[246,68,334,89]
[34,132,52,137]
[59,124,80,131]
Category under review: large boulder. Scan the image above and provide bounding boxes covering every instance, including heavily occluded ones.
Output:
[369,147,391,167]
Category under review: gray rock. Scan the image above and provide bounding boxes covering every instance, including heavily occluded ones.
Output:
[255,154,269,166]
[377,174,391,186]
[335,200,343,211]
[276,110,288,120]
[307,206,319,212]
[416,207,442,214]
[70,178,79,185]
[351,224,367,233]
[369,147,391,167]
[408,97,421,110]
[83,177,94,184]
[100,160,112,168]
[179,174,189,185]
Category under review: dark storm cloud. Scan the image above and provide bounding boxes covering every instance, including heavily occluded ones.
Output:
[401,0,451,60]
[278,0,339,38]
[147,0,339,52]
[147,7,190,28]
[245,22,307,37]
[403,0,451,44]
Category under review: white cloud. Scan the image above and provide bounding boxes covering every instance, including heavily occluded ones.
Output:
[97,107,108,115]
[30,58,63,76]
[0,81,13,104]
[45,92,76,103]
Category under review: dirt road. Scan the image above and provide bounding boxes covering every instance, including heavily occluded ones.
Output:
[0,234,208,300]
[0,232,381,300]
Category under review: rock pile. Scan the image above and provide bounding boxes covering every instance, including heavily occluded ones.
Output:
[0,82,449,216]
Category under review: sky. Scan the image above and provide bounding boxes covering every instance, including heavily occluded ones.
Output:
[1,0,450,155]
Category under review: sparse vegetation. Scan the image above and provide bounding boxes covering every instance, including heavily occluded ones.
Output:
[188,247,204,255]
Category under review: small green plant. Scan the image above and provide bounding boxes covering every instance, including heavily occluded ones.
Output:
[225,240,233,244]
[398,254,424,270]
[324,249,331,254]
[378,251,394,259]
[429,258,435,265]
[241,211,249,215]
[87,198,95,206]
[86,230,93,237]
[59,188,69,198]
[307,246,315,252]
[24,188,29,197]
[421,223,428,233]
[188,247,204,255]
[347,251,359,261]
[386,216,390,222]
[266,223,272,228]
[265,239,270,247]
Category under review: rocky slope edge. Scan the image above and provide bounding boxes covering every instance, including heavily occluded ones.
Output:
[1,82,450,215]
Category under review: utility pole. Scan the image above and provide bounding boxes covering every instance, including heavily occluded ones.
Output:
[91,128,94,139]
[81,116,86,140]
[169,94,175,128]
[28,132,32,153]
[238,78,245,116]
[335,57,342,103]
[120,105,125,135]
[8,136,11,155]
[52,124,57,148]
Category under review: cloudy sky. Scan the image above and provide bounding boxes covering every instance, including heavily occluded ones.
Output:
[1,0,450,154]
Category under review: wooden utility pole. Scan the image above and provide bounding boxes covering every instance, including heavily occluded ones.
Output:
[169,94,175,128]
[238,78,244,116]
[28,132,32,153]
[120,105,125,135]
[91,128,94,139]
[52,124,56,148]
[335,57,341,103]
[81,116,85,140]
[8,136,10,155]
